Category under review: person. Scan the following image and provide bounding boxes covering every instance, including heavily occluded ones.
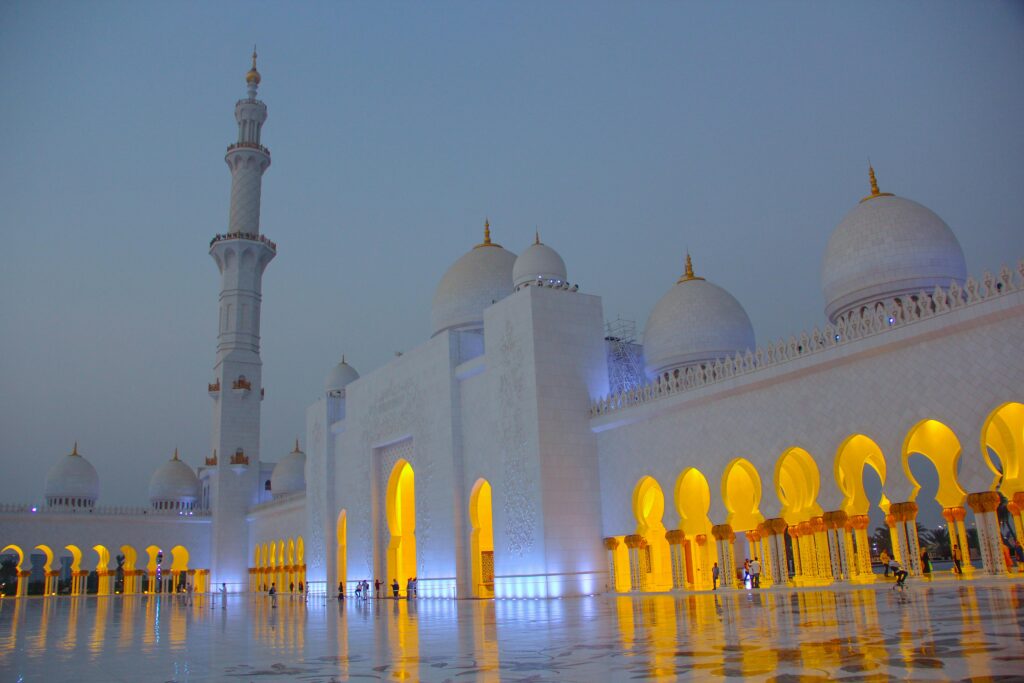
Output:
[220,582,227,610]
[921,549,932,575]
[392,578,399,599]
[406,577,413,599]
[750,557,761,588]
[337,581,345,600]
[354,581,362,599]
[743,559,750,586]
[1015,540,1024,572]
[375,578,381,598]
[712,562,720,590]
[411,577,417,598]
[889,558,907,589]
[298,581,304,600]
[269,582,277,608]
[952,544,963,575]
[880,550,890,576]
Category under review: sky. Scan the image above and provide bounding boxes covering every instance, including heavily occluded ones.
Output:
[1,2,1022,528]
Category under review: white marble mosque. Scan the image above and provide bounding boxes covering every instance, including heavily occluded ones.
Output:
[1,54,1023,608]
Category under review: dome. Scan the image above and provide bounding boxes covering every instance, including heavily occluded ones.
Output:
[246,49,261,85]
[643,255,756,378]
[822,168,966,323]
[325,355,359,396]
[148,450,201,508]
[271,441,306,498]
[431,221,517,336]
[44,443,99,507]
[513,232,568,290]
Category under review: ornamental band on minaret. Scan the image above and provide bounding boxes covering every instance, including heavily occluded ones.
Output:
[206,51,276,587]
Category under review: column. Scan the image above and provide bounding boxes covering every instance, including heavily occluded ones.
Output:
[694,534,710,590]
[885,513,902,565]
[947,506,975,574]
[146,570,157,594]
[797,521,815,584]
[812,516,833,583]
[603,538,620,592]
[767,518,788,585]
[850,515,874,582]
[45,570,59,596]
[889,502,922,575]
[1012,493,1024,545]
[666,530,687,590]
[711,525,735,588]
[16,570,29,597]
[823,511,849,581]
[967,492,1006,576]
[788,526,802,584]
[756,522,774,588]
[624,535,645,591]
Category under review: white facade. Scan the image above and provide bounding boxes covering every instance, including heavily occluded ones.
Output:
[2,62,1023,601]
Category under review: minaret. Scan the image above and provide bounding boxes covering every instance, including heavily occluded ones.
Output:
[207,50,276,588]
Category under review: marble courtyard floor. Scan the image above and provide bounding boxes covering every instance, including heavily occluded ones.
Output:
[2,578,1023,682]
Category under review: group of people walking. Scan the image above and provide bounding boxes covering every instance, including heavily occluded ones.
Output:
[337,577,418,600]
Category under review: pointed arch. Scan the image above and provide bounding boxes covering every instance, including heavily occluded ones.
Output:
[722,458,764,531]
[903,419,966,508]
[834,434,888,516]
[386,459,416,594]
[774,447,822,523]
[631,476,672,591]
[336,509,347,590]
[674,467,712,537]
[469,478,495,597]
[982,402,1024,495]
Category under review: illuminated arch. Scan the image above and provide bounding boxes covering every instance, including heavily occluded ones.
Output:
[287,538,295,567]
[336,510,347,589]
[774,447,822,523]
[33,544,54,573]
[296,537,304,565]
[93,544,110,570]
[469,479,495,597]
[674,468,712,536]
[119,545,137,572]
[982,402,1024,495]
[834,434,888,516]
[903,419,966,508]
[1,544,24,570]
[386,459,417,594]
[722,458,764,531]
[632,476,672,591]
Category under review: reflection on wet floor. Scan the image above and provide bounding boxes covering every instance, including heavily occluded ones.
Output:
[1,580,1023,682]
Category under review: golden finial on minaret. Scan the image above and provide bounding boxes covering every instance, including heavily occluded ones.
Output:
[677,252,705,284]
[71,441,79,456]
[860,163,894,203]
[246,45,261,85]
[474,218,502,248]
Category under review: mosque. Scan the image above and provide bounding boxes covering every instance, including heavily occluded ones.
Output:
[1,56,1022,600]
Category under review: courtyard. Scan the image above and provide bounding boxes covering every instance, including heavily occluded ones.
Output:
[1,577,1022,682]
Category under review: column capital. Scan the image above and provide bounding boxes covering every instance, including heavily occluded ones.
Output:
[769,518,789,535]
[966,490,1000,513]
[822,510,848,529]
[889,501,919,521]
[695,533,708,546]
[851,514,870,530]
[623,534,644,549]
[665,529,686,545]
[711,524,733,541]
[602,537,620,550]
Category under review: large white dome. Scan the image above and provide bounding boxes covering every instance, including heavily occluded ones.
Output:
[643,255,755,378]
[431,222,517,336]
[513,234,567,290]
[271,441,306,498]
[148,450,201,508]
[325,356,359,396]
[44,443,99,507]
[822,170,966,323]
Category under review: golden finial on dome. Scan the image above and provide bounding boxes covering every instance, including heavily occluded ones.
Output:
[172,448,179,461]
[246,46,261,85]
[677,252,705,284]
[474,218,502,249]
[860,163,894,203]
[294,438,301,452]
[71,441,79,456]
[535,229,542,245]
[341,354,346,364]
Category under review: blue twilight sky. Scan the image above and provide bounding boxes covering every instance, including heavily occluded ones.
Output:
[1,2,1022,528]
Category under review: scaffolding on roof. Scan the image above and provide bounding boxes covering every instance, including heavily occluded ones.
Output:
[604,317,645,395]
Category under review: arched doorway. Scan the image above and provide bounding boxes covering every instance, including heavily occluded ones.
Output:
[170,545,189,593]
[337,510,347,593]
[386,459,416,596]
[721,458,765,587]
[0,544,25,596]
[775,448,825,585]
[982,402,1024,551]
[674,467,715,590]
[834,434,888,581]
[469,479,495,597]
[629,476,672,591]
[92,545,111,595]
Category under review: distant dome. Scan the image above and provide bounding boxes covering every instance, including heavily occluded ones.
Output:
[643,255,756,378]
[148,450,201,510]
[513,233,568,290]
[271,441,306,498]
[44,443,99,508]
[325,356,359,396]
[822,169,966,323]
[431,221,517,336]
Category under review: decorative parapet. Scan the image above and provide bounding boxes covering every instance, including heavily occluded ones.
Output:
[205,449,218,466]
[209,232,277,252]
[249,490,306,513]
[226,141,270,156]
[0,503,210,517]
[591,261,1024,417]
[230,449,249,466]
[232,376,252,392]
[208,379,220,394]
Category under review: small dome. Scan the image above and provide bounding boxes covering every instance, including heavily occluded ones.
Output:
[271,441,306,498]
[513,233,568,290]
[431,221,517,336]
[44,443,99,507]
[148,450,201,508]
[822,169,966,323]
[643,255,755,378]
[325,355,360,396]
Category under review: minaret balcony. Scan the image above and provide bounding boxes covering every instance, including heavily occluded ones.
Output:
[230,449,249,473]
[232,377,252,397]
[209,232,277,252]
[226,141,270,156]
[208,379,221,398]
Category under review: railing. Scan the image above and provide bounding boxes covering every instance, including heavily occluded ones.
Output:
[209,232,277,252]
[208,379,220,393]
[0,503,211,517]
[232,378,252,391]
[591,260,1024,417]
[249,491,305,513]
[226,141,270,156]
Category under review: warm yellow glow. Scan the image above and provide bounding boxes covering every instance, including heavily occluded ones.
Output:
[336,509,347,589]
[903,419,966,507]
[469,478,495,597]
[386,459,417,594]
[632,476,672,591]
[612,537,631,592]
[774,447,822,524]
[722,458,764,531]
[170,545,189,572]
[982,402,1024,495]
[834,434,887,516]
